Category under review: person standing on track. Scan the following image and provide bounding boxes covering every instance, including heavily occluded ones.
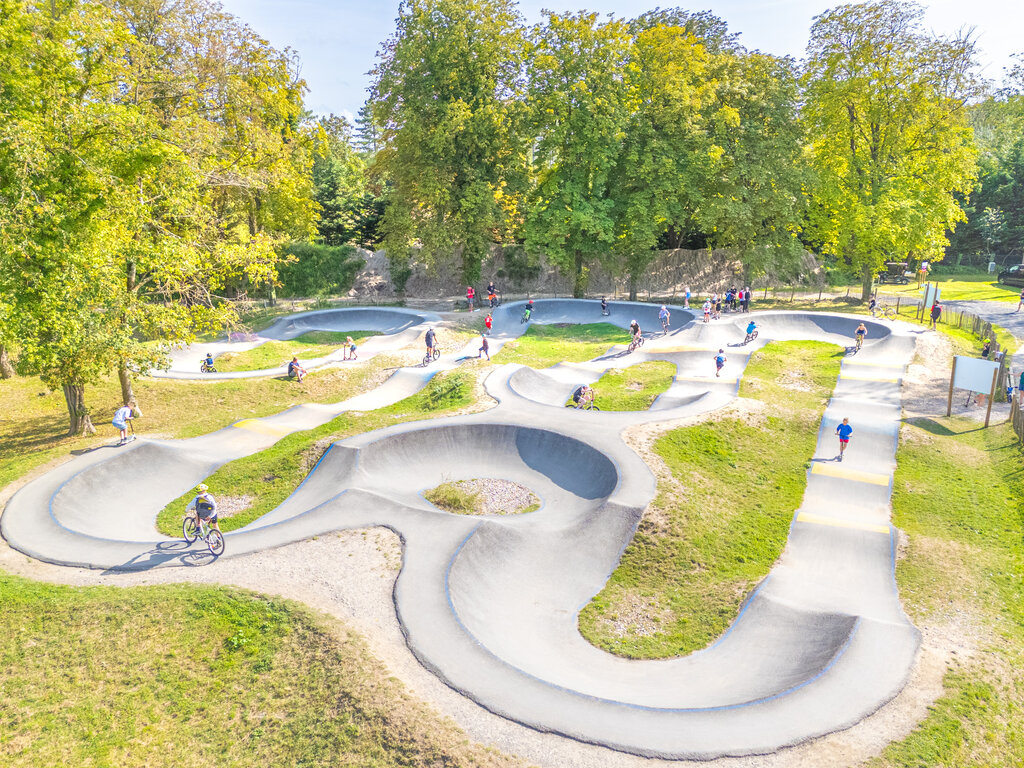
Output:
[835,418,853,461]
[702,299,711,323]
[346,336,358,361]
[601,296,608,315]
[425,327,438,358]
[466,286,475,312]
[477,334,490,360]
[112,401,136,445]
[714,349,727,377]
[684,286,691,308]
[1017,289,1024,313]
[930,302,942,329]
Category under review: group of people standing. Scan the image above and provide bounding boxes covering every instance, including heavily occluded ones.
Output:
[699,287,752,323]
[466,281,501,312]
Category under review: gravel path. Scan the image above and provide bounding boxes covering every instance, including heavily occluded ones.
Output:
[447,479,540,515]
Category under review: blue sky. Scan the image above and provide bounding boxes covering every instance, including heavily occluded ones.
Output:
[217,0,1021,120]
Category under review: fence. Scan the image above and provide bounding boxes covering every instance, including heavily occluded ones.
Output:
[1010,397,1024,442]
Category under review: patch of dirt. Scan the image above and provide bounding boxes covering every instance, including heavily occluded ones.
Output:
[779,369,813,392]
[213,494,255,520]
[596,590,674,639]
[446,478,540,516]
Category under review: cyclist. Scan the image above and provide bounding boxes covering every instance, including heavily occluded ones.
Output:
[868,295,877,316]
[185,483,221,536]
[487,280,499,308]
[346,336,358,361]
[714,349,727,377]
[478,333,490,361]
[202,352,215,372]
[425,327,438,359]
[522,300,533,322]
[702,299,711,323]
[571,384,594,409]
[659,305,670,331]
[745,320,757,343]
[112,401,136,446]
[287,356,306,382]
[854,322,867,350]
[601,296,609,316]
[629,319,641,347]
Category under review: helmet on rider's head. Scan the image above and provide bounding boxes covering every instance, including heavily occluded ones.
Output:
[661,305,666,310]
[528,299,533,304]
[196,484,208,493]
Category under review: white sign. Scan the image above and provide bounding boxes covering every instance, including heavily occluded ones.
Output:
[922,284,941,307]
[952,356,1000,393]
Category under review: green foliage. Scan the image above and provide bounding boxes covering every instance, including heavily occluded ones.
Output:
[524,12,633,297]
[581,362,676,411]
[492,323,626,367]
[578,341,842,657]
[371,0,528,284]
[277,242,364,298]
[802,0,980,298]
[425,482,482,514]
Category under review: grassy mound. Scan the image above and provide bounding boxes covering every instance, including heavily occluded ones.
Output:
[578,341,842,658]
[576,361,675,411]
[492,323,626,367]
[0,574,521,768]
[214,330,379,373]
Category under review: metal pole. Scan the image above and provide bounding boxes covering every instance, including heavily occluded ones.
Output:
[947,356,958,417]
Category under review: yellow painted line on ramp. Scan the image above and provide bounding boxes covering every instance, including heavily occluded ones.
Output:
[839,372,900,383]
[796,512,890,535]
[232,419,292,437]
[811,463,890,486]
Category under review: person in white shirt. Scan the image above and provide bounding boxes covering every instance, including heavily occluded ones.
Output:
[112,402,136,445]
[185,484,221,535]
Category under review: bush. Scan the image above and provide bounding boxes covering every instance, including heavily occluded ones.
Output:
[277,242,364,298]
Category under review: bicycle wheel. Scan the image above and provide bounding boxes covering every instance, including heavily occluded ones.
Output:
[432,348,441,360]
[587,404,601,411]
[423,352,431,365]
[884,307,896,320]
[207,529,225,556]
[183,516,199,543]
[751,330,758,340]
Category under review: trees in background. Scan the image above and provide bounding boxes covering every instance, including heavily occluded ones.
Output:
[371,0,528,288]
[0,0,315,433]
[801,0,979,298]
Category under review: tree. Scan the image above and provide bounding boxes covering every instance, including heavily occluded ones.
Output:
[371,0,528,286]
[802,0,979,299]
[524,12,633,297]
[309,113,380,247]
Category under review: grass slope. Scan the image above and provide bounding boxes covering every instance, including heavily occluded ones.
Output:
[580,361,676,411]
[492,323,626,368]
[156,371,477,535]
[579,341,842,658]
[214,330,379,373]
[869,418,1024,767]
[0,357,397,493]
[0,574,521,768]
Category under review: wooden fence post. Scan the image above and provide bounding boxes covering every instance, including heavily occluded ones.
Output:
[947,356,958,417]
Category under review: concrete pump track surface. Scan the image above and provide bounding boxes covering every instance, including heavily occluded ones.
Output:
[2,299,922,760]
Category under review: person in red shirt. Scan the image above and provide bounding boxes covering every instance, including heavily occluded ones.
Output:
[466,286,475,311]
[485,313,493,335]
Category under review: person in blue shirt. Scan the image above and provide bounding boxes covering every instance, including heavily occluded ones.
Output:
[714,349,727,377]
[659,305,670,330]
[745,320,757,342]
[835,417,853,461]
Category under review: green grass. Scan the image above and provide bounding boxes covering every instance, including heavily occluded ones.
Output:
[214,330,379,373]
[424,481,482,515]
[492,323,626,368]
[882,271,1021,303]
[578,341,843,657]
[867,417,1024,767]
[0,573,522,768]
[579,361,676,411]
[155,370,478,535]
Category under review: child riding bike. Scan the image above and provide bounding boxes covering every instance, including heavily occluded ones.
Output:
[855,322,867,350]
[185,484,221,536]
[659,305,670,331]
[521,300,534,323]
[571,384,595,409]
[744,320,758,343]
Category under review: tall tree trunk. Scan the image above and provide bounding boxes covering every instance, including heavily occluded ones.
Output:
[0,345,14,379]
[62,383,95,436]
[628,271,638,302]
[118,363,140,414]
[573,251,587,299]
[861,264,874,301]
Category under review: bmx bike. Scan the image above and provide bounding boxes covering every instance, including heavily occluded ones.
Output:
[183,512,225,557]
[521,310,532,324]
[565,398,600,411]
[744,330,759,344]
[627,335,645,353]
[423,347,441,365]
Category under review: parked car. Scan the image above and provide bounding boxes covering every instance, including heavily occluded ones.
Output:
[997,263,1024,287]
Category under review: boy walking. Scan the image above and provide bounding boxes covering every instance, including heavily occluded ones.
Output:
[478,334,490,361]
[714,349,727,377]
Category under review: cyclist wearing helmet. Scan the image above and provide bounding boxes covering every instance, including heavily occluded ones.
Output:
[185,484,220,535]
[629,319,641,342]
[425,327,438,357]
[745,320,757,341]
[522,300,534,322]
[854,322,867,350]
[659,305,670,330]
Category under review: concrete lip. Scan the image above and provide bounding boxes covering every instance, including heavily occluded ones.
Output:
[1,304,923,759]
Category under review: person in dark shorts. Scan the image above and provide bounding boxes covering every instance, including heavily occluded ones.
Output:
[601,297,608,315]
[185,483,221,535]
[466,285,475,311]
[478,334,490,360]
[835,418,853,461]
[425,327,437,356]
[571,384,594,408]
[629,319,641,344]
[714,349,727,377]
[929,302,941,329]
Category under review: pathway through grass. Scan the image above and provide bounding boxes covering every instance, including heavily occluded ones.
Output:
[578,341,842,657]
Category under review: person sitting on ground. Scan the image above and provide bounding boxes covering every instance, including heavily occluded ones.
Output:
[571,384,594,409]
[112,400,136,445]
[346,336,357,361]
[185,483,221,536]
[629,319,641,343]
[745,320,757,340]
[287,356,306,382]
[982,338,992,359]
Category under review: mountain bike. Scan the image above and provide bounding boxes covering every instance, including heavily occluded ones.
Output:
[183,511,225,557]
[423,347,441,365]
